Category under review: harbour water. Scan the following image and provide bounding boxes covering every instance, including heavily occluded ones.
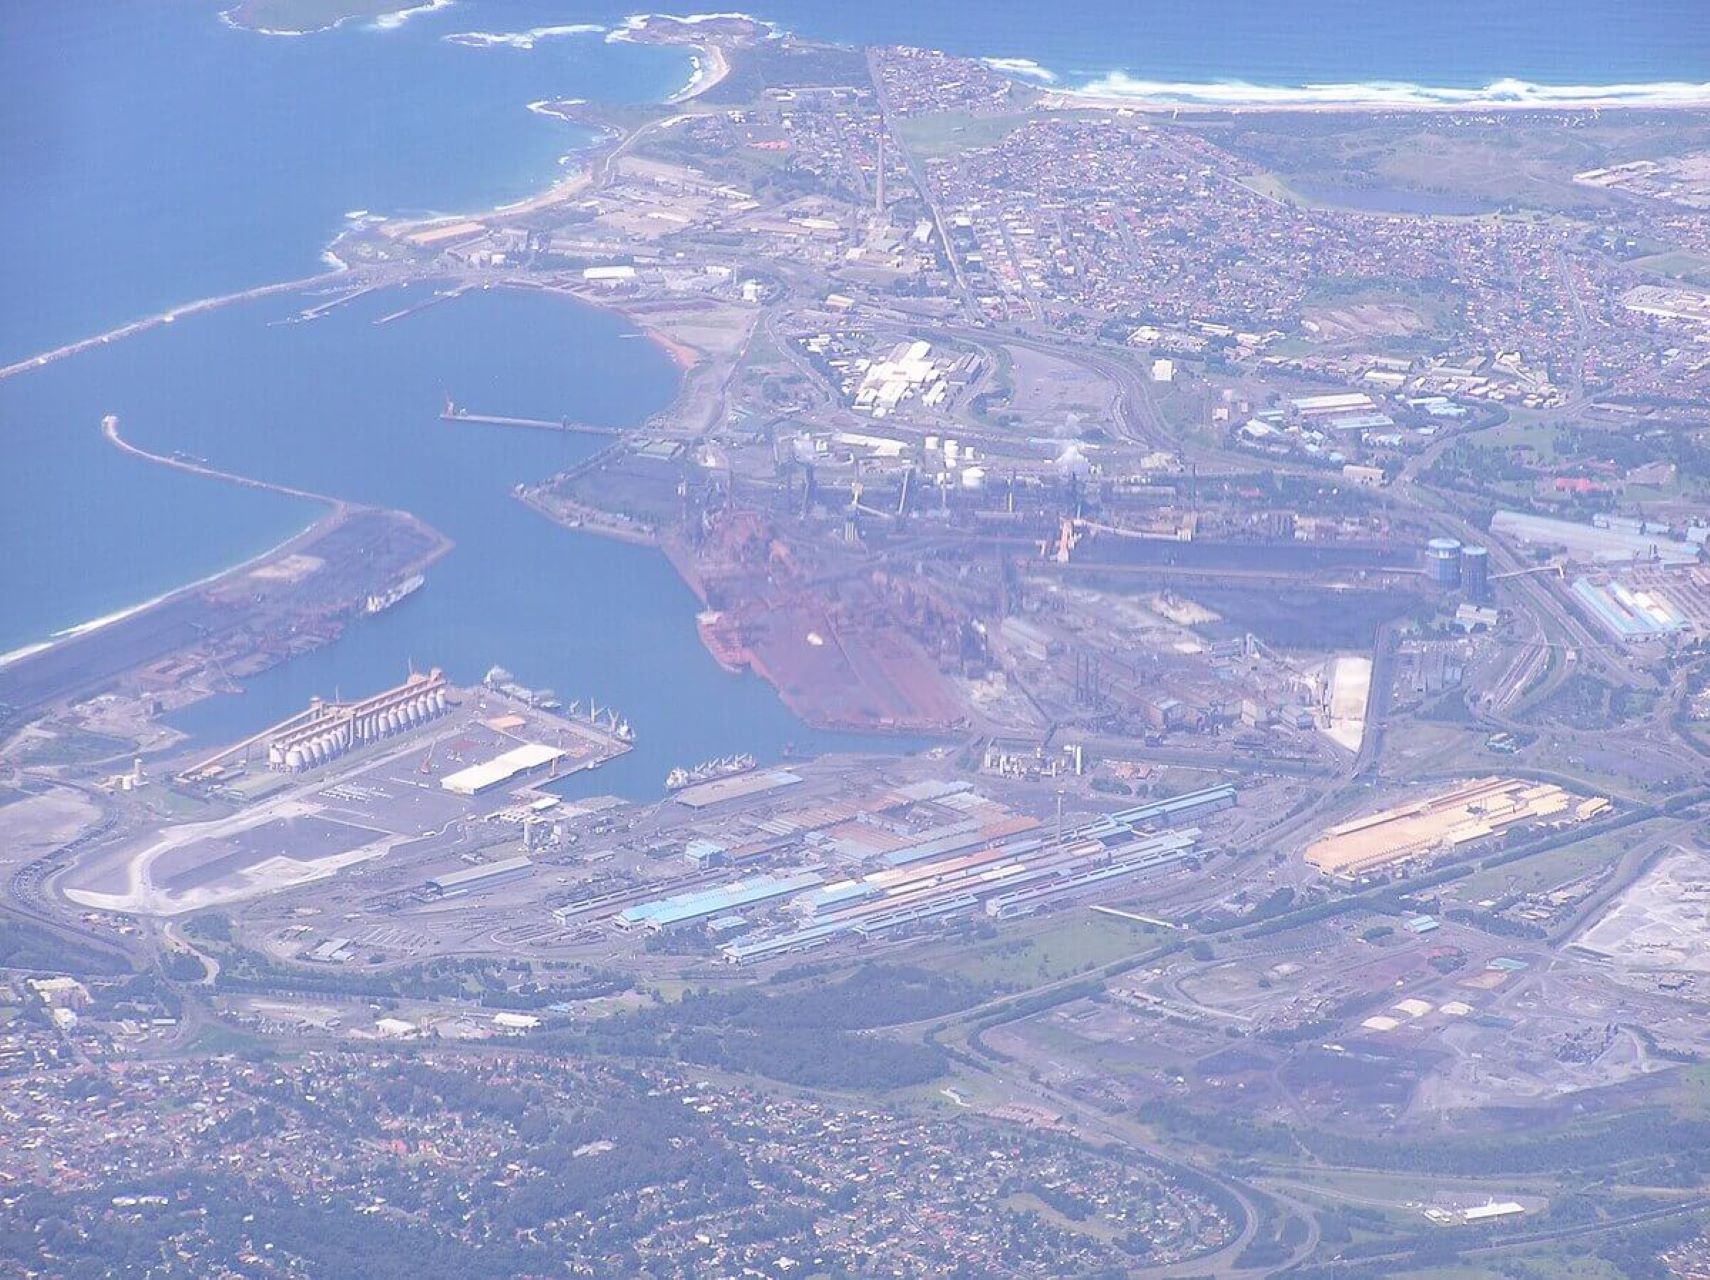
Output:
[2,0,1704,792]
[5,281,899,795]
[0,1,684,366]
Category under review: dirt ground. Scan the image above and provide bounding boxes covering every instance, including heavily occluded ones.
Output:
[0,785,102,873]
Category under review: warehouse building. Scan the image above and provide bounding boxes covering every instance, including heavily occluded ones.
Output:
[1570,577,1688,641]
[440,743,566,796]
[617,870,825,932]
[426,855,534,898]
[1305,778,1607,878]
[1491,510,1700,566]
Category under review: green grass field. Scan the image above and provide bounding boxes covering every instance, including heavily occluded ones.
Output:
[1452,825,1651,902]
[893,111,1050,160]
[1632,250,1710,289]
[944,913,1166,989]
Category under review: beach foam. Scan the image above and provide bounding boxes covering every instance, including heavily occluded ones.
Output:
[444,23,605,49]
[527,98,587,117]
[217,7,313,36]
[370,0,456,31]
[1047,71,1710,111]
[983,57,1055,83]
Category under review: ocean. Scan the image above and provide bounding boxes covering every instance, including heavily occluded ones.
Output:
[4,2,1703,362]
[1,0,1704,790]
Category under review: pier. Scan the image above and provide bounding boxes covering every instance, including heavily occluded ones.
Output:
[440,401,623,438]
[374,283,475,326]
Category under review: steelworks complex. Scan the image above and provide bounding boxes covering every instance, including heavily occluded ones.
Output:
[571,784,1236,964]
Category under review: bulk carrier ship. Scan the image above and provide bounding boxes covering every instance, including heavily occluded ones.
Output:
[665,754,756,791]
[363,573,424,615]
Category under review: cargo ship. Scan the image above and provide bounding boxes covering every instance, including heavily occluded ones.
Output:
[665,753,756,791]
[364,573,424,615]
[696,610,750,674]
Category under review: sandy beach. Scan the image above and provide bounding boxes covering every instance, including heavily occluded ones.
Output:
[1035,79,1710,114]
[667,41,731,105]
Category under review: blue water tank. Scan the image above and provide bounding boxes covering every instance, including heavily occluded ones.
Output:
[1427,537,1462,588]
[1461,545,1490,600]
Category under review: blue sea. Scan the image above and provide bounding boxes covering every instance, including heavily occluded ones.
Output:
[1,0,1704,791]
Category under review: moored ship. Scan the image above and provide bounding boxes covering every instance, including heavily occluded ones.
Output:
[665,753,756,791]
[696,609,751,675]
[364,573,424,615]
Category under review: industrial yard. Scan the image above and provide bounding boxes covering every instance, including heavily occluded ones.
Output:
[54,668,632,916]
[1304,777,1610,878]
[133,734,1257,979]
[8,16,1710,1280]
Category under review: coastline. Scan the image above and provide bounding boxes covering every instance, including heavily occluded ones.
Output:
[634,320,701,371]
[666,41,732,105]
[219,0,454,37]
[0,403,453,721]
[0,414,342,671]
[377,30,732,244]
[0,519,331,674]
[1034,78,1710,114]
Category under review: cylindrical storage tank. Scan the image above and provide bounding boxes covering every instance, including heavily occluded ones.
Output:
[1461,545,1490,601]
[285,747,304,772]
[386,710,402,734]
[961,466,986,490]
[435,688,448,713]
[1426,537,1462,588]
[268,744,285,768]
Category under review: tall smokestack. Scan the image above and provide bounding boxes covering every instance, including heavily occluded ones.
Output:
[875,131,886,216]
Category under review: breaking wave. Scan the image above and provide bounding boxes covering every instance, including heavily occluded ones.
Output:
[369,0,456,31]
[983,57,1056,83]
[443,23,606,49]
[1046,71,1710,110]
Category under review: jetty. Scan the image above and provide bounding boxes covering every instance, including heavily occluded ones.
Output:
[440,399,623,438]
